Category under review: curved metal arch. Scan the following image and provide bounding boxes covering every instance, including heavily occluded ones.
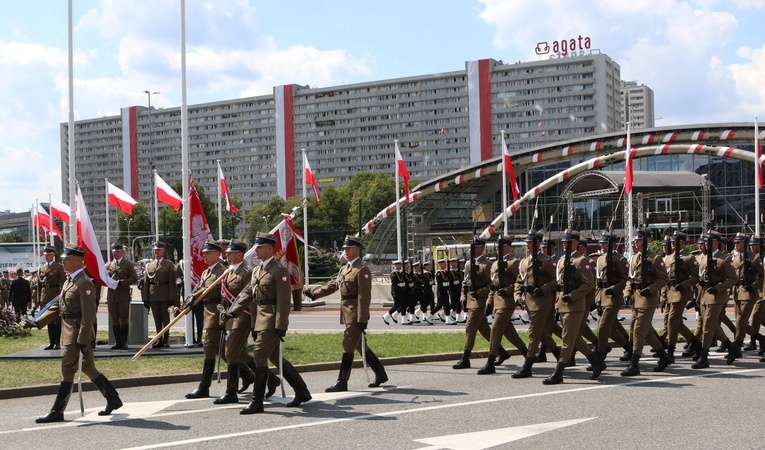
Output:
[560,170,621,198]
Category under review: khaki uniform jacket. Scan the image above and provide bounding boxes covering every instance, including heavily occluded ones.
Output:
[515,252,557,311]
[191,263,226,329]
[626,250,669,308]
[311,258,372,324]
[489,255,520,310]
[106,258,138,303]
[36,271,96,347]
[221,262,252,330]
[665,249,700,303]
[731,250,764,301]
[699,250,737,305]
[38,260,66,304]
[555,251,596,312]
[595,251,629,307]
[461,255,492,309]
[238,259,291,332]
[142,258,177,303]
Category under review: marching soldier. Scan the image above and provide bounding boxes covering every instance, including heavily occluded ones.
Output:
[305,235,388,392]
[477,236,528,375]
[413,262,434,324]
[383,260,407,325]
[745,237,765,357]
[547,230,606,384]
[25,244,122,423]
[448,258,462,322]
[403,261,419,323]
[38,246,65,350]
[105,243,138,350]
[664,230,703,361]
[141,242,177,348]
[731,233,765,353]
[622,226,672,376]
[185,241,227,399]
[419,261,436,323]
[229,233,311,413]
[594,231,631,360]
[432,259,454,324]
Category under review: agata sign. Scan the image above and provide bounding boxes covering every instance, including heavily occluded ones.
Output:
[535,36,592,57]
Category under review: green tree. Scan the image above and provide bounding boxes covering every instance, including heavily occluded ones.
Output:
[0,230,23,243]
[116,203,151,259]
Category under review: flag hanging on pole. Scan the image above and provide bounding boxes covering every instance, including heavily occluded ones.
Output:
[625,147,635,194]
[218,165,239,213]
[50,197,71,223]
[155,173,182,211]
[501,134,521,201]
[189,173,213,287]
[303,152,321,205]
[244,213,304,290]
[75,186,119,290]
[756,119,763,190]
[34,204,63,237]
[107,182,138,215]
[395,142,411,203]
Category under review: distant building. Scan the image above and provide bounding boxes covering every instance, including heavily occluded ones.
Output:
[620,80,655,130]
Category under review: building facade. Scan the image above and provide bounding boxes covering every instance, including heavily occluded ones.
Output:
[620,80,655,130]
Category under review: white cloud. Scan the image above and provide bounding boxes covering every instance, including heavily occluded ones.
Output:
[728,44,765,114]
[0,147,62,209]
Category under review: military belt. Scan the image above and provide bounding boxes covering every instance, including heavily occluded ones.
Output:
[257,298,277,306]
[43,284,61,289]
[597,280,609,288]
[61,313,81,319]
[151,281,170,286]
[203,298,221,305]
[340,294,357,300]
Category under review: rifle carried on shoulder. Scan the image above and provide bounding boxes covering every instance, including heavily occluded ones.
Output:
[742,220,750,289]
[562,230,572,302]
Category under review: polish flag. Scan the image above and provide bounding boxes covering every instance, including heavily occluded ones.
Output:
[76,186,119,290]
[189,173,213,287]
[395,141,411,203]
[49,197,71,223]
[155,173,182,211]
[107,182,138,215]
[625,147,636,194]
[218,165,239,213]
[501,134,521,201]
[34,204,63,237]
[756,119,763,190]
[244,212,304,290]
[303,152,321,205]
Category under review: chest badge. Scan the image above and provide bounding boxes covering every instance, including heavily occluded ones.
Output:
[281,276,288,282]
[85,289,92,296]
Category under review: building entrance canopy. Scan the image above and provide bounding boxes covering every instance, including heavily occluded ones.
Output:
[562,170,705,199]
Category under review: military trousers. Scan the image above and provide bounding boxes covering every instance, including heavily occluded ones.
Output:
[225,325,253,364]
[700,302,731,349]
[734,299,756,341]
[463,307,491,352]
[342,322,373,355]
[749,298,765,335]
[149,300,170,340]
[489,307,525,356]
[203,315,224,360]
[666,301,696,347]
[597,304,628,351]
[61,345,101,383]
[526,308,558,356]
[559,310,593,363]
[107,300,130,327]
[631,306,663,356]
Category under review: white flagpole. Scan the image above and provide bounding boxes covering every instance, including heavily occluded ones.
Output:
[32,203,38,268]
[302,149,310,286]
[180,0,193,347]
[217,159,222,240]
[501,131,509,236]
[105,178,111,261]
[153,170,159,242]
[756,116,761,237]
[394,140,402,261]
[48,193,54,246]
[67,0,76,244]
[626,122,634,256]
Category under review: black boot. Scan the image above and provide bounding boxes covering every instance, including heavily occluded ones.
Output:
[186,359,215,399]
[692,348,710,369]
[542,362,566,385]
[240,367,268,414]
[586,351,608,371]
[92,374,123,416]
[45,323,57,350]
[715,340,728,353]
[744,338,757,351]
[536,345,547,363]
[619,342,633,361]
[666,346,676,364]
[326,353,353,392]
[111,325,122,350]
[283,359,312,407]
[36,381,72,423]
[512,356,536,378]
[266,369,280,399]
[551,346,561,362]
[365,348,389,387]
[214,364,240,404]
[726,340,743,365]
[238,361,256,394]
[653,348,672,372]
[477,355,496,375]
[121,324,129,349]
[566,352,577,367]
[620,354,641,376]
[586,353,607,380]
[452,349,471,369]
[496,347,511,365]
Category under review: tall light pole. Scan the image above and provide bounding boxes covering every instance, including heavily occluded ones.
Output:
[144,90,160,240]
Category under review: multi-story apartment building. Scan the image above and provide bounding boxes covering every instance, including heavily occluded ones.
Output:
[620,80,655,130]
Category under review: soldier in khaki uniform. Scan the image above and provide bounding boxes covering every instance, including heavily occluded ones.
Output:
[595,232,631,360]
[306,235,388,391]
[664,230,703,361]
[622,227,672,376]
[744,237,765,358]
[38,246,66,350]
[693,230,741,368]
[513,230,559,378]
[26,244,122,423]
[730,233,765,353]
[105,243,138,349]
[235,233,311,413]
[452,238,511,369]
[546,230,606,384]
[141,242,177,348]
[477,236,528,375]
[185,241,227,399]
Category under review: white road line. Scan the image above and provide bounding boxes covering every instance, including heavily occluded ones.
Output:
[122,367,765,449]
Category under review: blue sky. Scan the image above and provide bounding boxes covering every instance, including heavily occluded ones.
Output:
[2,0,765,213]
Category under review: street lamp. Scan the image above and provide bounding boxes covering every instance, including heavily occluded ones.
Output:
[127,218,133,259]
[261,216,269,230]
[144,90,160,240]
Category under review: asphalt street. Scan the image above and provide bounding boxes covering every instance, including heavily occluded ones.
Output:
[1,351,764,449]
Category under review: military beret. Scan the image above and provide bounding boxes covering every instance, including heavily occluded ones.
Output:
[342,235,362,248]
[63,244,86,258]
[202,241,223,253]
[227,239,248,253]
[254,233,276,247]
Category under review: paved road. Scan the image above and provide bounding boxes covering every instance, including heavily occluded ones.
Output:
[1,351,764,449]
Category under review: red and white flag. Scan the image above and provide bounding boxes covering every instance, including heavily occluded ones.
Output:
[501,134,521,201]
[303,152,321,205]
[189,173,213,287]
[34,204,63,237]
[155,173,182,211]
[244,213,304,290]
[107,181,138,215]
[625,147,636,194]
[75,186,119,290]
[218,165,239,213]
[756,119,763,190]
[49,197,71,223]
[395,141,411,203]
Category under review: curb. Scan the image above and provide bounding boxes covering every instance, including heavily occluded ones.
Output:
[0,350,510,400]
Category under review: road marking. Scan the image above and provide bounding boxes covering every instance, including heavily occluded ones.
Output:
[413,418,595,449]
[121,367,765,449]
